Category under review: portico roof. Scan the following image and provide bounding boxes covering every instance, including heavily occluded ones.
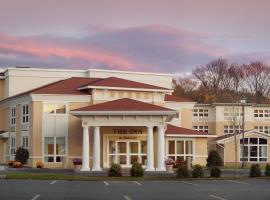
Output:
[70,98,176,116]
[165,124,215,137]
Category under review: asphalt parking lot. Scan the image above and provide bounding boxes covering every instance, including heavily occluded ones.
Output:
[0,179,270,200]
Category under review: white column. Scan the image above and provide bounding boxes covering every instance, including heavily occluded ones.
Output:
[81,125,90,171]
[156,125,166,171]
[92,126,101,171]
[146,126,154,171]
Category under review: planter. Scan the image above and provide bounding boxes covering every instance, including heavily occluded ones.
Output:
[166,164,174,173]
[73,164,82,172]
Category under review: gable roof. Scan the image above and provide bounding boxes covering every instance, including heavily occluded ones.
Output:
[78,77,171,91]
[165,124,215,137]
[71,98,175,113]
[165,94,194,102]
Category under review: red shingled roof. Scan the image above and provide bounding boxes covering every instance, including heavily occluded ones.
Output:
[72,98,175,112]
[165,124,212,136]
[165,94,193,102]
[82,77,171,90]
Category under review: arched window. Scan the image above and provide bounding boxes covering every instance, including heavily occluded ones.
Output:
[240,137,268,162]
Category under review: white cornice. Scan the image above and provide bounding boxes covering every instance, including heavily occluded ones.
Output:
[78,86,173,93]
[70,110,177,116]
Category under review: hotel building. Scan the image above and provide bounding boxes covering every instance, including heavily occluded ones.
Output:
[0,67,269,171]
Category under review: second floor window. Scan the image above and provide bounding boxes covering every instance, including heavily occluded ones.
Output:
[10,107,16,126]
[224,125,243,134]
[193,125,209,133]
[193,109,208,118]
[22,104,29,124]
[254,109,270,119]
[255,126,270,134]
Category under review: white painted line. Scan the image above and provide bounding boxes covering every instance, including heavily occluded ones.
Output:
[181,181,198,186]
[209,194,227,200]
[104,181,109,186]
[124,195,131,200]
[226,180,250,185]
[133,181,142,186]
[50,180,57,185]
[31,194,40,200]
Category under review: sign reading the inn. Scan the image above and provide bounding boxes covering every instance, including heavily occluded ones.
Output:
[113,129,143,135]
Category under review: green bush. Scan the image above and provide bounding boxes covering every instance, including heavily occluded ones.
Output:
[265,164,270,176]
[192,164,204,178]
[108,163,122,177]
[15,147,29,165]
[250,164,261,177]
[130,163,144,177]
[210,166,221,178]
[206,150,223,167]
[176,164,189,178]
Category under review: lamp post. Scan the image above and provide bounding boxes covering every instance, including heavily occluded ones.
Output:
[240,97,246,168]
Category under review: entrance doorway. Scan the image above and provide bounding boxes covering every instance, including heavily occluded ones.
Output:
[108,140,147,167]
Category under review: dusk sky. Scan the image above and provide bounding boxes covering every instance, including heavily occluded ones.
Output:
[0,0,270,74]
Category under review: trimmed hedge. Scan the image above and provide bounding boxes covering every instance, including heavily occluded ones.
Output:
[15,147,29,165]
[265,164,270,176]
[130,163,144,177]
[108,164,122,177]
[176,165,189,178]
[192,164,204,178]
[250,164,261,177]
[210,166,221,178]
[206,150,223,167]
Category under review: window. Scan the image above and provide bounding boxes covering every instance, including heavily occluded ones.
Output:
[255,126,270,134]
[193,125,208,133]
[167,139,194,162]
[224,125,243,134]
[240,137,268,162]
[224,107,243,120]
[44,137,66,163]
[10,136,16,156]
[254,109,270,119]
[21,136,29,149]
[10,107,16,126]
[193,109,208,117]
[22,104,29,124]
[44,103,66,114]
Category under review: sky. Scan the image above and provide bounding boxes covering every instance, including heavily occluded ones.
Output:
[0,0,270,74]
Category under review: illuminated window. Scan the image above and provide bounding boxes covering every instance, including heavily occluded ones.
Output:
[44,103,66,114]
[44,137,66,163]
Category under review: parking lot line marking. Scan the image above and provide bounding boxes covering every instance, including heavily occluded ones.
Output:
[226,180,250,185]
[104,181,109,186]
[124,195,131,200]
[31,194,40,200]
[133,181,142,186]
[50,180,57,185]
[181,181,198,186]
[209,194,227,200]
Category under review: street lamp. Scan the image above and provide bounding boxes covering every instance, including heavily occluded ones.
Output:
[240,97,247,168]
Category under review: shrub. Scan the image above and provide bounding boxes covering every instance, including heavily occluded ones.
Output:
[130,163,144,177]
[192,164,204,178]
[175,159,186,168]
[15,147,29,165]
[176,164,189,178]
[108,163,122,177]
[13,161,22,168]
[36,162,44,168]
[206,150,223,167]
[8,160,15,167]
[250,164,261,177]
[265,164,270,176]
[210,166,221,178]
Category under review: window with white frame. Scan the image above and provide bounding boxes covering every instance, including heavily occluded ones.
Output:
[44,103,66,114]
[240,137,268,162]
[224,107,243,120]
[255,126,270,134]
[21,136,29,149]
[193,108,208,118]
[22,104,29,124]
[10,136,16,156]
[44,137,66,163]
[10,107,16,126]
[254,109,270,119]
[167,139,194,162]
[224,125,243,134]
[193,125,208,133]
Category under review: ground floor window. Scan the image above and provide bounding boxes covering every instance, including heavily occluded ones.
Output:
[10,136,16,156]
[44,137,66,163]
[166,139,194,162]
[108,140,147,167]
[240,137,268,162]
[21,136,29,149]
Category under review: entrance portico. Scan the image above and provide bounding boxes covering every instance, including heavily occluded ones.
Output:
[70,98,176,172]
